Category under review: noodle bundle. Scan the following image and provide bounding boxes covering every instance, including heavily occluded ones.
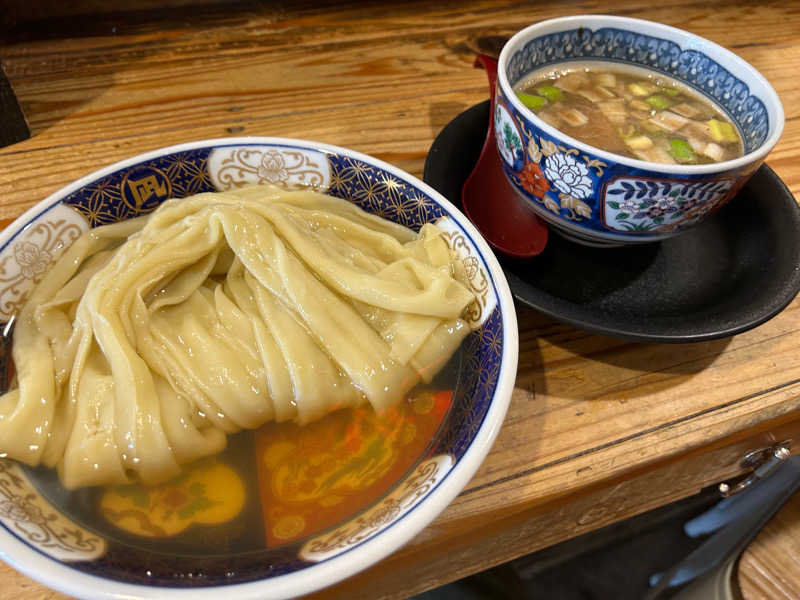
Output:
[0,186,474,489]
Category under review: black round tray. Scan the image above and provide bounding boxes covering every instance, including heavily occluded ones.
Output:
[424,101,800,342]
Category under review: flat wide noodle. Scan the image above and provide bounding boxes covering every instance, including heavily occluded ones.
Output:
[0,185,474,489]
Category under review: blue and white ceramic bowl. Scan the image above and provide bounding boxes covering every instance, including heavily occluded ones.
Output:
[496,15,784,246]
[0,138,516,599]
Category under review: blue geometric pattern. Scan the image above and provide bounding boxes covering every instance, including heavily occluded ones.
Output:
[61,149,216,227]
[326,153,447,229]
[506,27,769,152]
[436,308,502,460]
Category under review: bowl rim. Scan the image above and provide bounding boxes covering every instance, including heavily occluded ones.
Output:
[0,136,518,600]
[497,14,785,175]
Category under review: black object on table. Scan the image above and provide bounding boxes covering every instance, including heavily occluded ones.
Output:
[0,63,30,148]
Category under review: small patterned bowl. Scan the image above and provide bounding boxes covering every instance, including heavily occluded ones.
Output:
[0,138,516,599]
[495,15,784,246]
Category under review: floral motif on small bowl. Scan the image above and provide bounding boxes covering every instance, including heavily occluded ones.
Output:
[493,97,744,240]
[496,17,783,245]
[603,176,734,232]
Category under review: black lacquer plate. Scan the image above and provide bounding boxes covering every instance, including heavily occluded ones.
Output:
[424,101,800,343]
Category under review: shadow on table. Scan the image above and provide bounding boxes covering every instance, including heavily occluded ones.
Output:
[1,1,255,138]
[514,303,733,402]
[429,101,472,140]
[412,485,724,600]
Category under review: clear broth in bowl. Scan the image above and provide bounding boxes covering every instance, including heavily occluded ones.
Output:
[514,61,744,165]
[29,357,461,550]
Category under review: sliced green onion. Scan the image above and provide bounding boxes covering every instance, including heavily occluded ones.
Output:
[707,119,740,143]
[627,82,652,97]
[516,92,547,110]
[668,138,697,163]
[645,94,671,111]
[663,88,681,97]
[536,86,563,102]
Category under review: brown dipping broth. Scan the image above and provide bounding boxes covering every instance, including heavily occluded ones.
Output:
[514,62,744,165]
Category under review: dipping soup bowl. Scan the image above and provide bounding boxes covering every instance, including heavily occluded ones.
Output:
[495,15,784,246]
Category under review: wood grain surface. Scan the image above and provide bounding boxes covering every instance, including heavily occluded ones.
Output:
[739,490,800,600]
[1,1,799,599]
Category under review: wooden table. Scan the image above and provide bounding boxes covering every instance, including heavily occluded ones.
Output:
[739,487,800,599]
[1,1,799,598]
